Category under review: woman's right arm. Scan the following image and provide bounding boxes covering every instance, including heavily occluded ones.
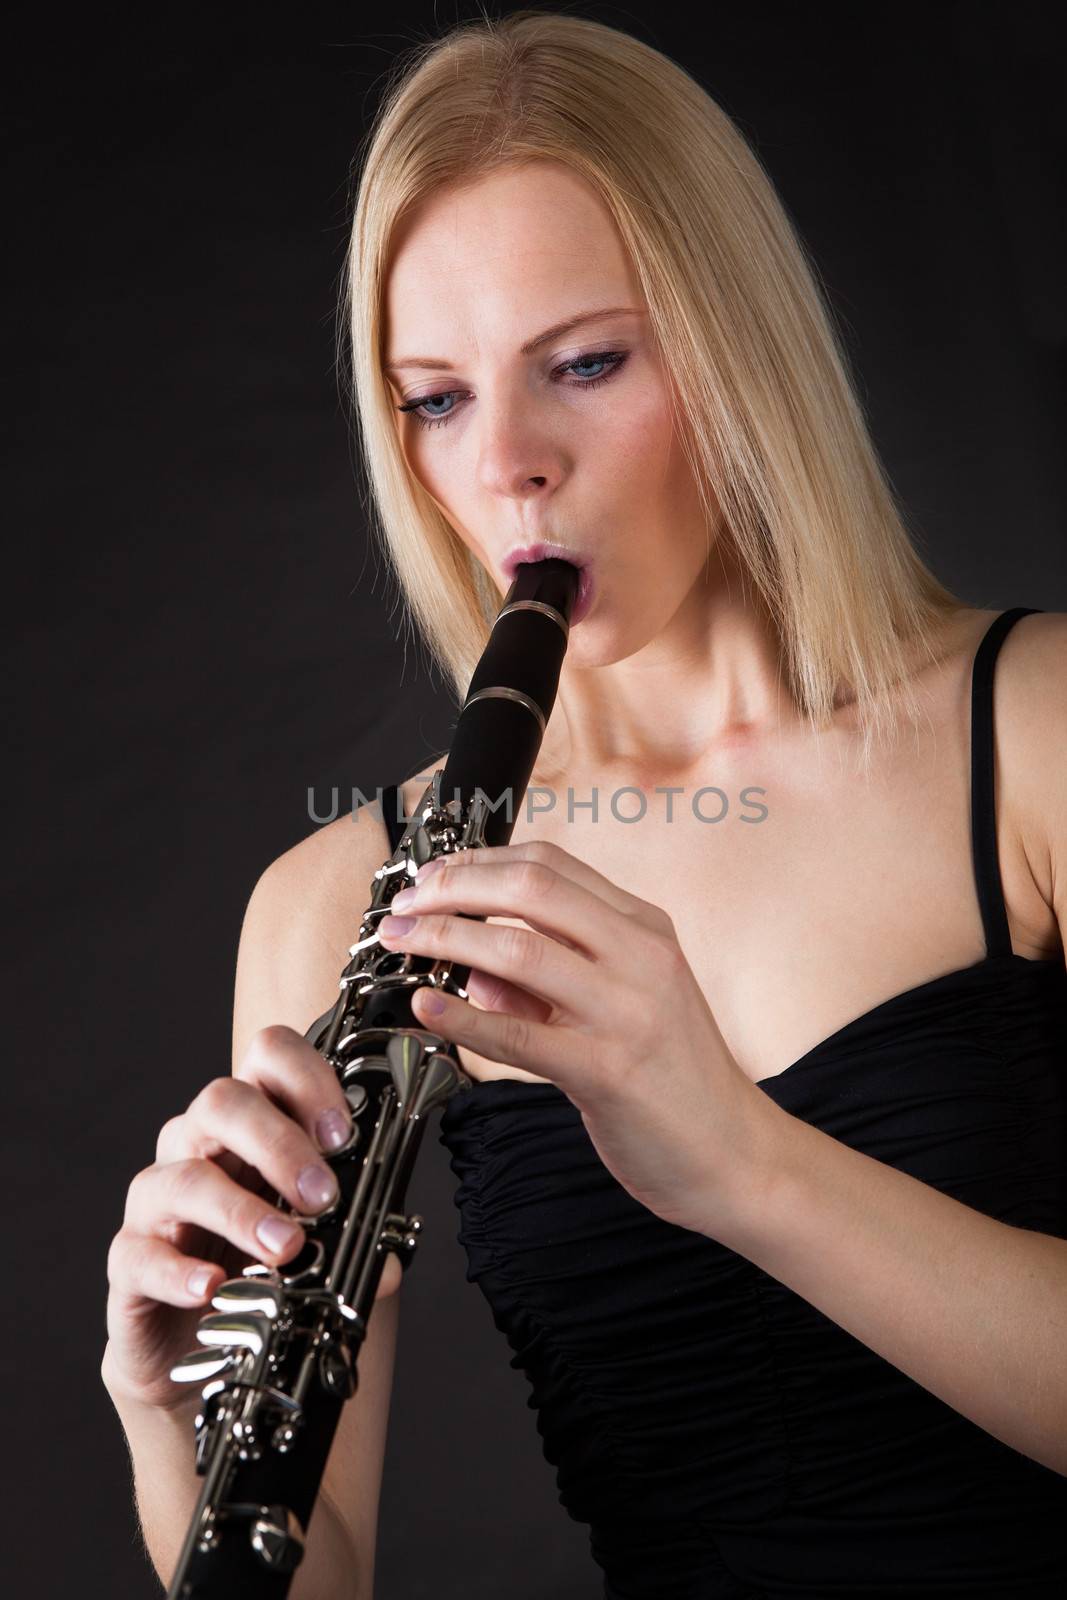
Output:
[102,811,404,1598]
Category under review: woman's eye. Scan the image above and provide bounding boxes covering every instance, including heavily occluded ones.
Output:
[395,349,630,432]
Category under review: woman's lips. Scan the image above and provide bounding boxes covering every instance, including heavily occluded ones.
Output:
[502,542,595,624]
[570,566,594,625]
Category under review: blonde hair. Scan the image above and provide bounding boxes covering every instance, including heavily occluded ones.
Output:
[336,7,966,773]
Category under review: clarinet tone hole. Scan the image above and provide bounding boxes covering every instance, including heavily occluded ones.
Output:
[279,1237,325,1284]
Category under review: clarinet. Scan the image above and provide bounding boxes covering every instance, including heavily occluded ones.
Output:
[164,556,579,1598]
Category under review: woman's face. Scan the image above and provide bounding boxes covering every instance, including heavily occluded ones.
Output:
[382,159,716,665]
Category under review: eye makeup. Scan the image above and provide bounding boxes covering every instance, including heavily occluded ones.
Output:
[395,349,631,431]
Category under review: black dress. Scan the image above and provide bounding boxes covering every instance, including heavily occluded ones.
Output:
[379,607,1067,1597]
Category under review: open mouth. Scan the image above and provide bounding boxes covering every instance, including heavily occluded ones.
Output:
[502,542,594,623]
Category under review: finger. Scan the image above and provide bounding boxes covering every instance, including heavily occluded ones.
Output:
[157,1114,248,1177]
[403,853,661,967]
[378,907,609,1019]
[156,1116,273,1203]
[410,985,590,1097]
[417,840,668,931]
[107,1226,226,1311]
[176,1076,342,1219]
[156,1120,261,1198]
[465,966,553,1023]
[125,1158,307,1267]
[155,1114,187,1166]
[377,1254,403,1300]
[236,1025,355,1156]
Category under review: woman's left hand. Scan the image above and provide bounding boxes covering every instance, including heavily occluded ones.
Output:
[377,840,779,1241]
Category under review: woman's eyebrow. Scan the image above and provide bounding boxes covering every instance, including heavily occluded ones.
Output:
[384,306,644,376]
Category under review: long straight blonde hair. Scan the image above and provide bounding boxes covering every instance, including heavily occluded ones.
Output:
[336,8,966,773]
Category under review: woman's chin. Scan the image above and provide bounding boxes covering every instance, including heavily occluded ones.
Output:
[565,613,660,670]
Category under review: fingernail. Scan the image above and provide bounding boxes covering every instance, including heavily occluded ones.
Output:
[417,858,444,880]
[391,886,416,911]
[316,1108,352,1151]
[297,1163,339,1211]
[256,1214,303,1255]
[187,1266,213,1298]
[379,914,415,937]
[419,990,446,1016]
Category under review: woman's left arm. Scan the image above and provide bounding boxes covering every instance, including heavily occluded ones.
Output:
[721,1083,1067,1479]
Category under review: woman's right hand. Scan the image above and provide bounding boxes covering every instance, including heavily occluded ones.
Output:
[101,1024,403,1414]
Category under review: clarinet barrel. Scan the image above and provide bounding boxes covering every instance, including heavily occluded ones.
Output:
[163,557,579,1597]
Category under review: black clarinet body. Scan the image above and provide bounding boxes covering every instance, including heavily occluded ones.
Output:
[164,557,579,1598]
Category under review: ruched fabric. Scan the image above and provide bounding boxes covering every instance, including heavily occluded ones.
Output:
[381,608,1067,1596]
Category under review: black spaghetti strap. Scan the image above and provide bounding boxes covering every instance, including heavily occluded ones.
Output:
[969,606,1043,959]
[379,783,405,854]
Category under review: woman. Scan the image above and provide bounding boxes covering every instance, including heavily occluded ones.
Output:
[102,12,1067,1597]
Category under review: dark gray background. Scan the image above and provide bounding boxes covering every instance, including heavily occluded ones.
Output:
[6,3,1065,1596]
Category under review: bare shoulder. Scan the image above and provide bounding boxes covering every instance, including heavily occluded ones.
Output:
[245,752,451,977]
[232,799,396,1068]
[235,755,454,1051]
[257,798,394,931]
[991,608,1067,924]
